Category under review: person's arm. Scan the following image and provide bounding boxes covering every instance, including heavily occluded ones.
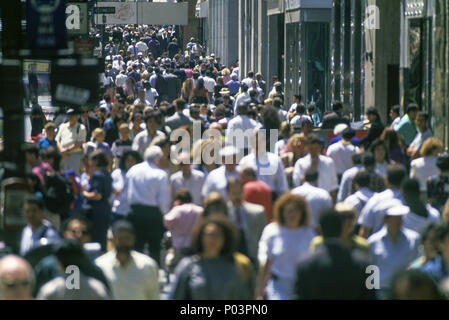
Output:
[358,226,372,239]
[157,174,171,215]
[255,259,273,300]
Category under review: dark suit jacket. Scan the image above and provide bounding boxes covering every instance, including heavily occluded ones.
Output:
[294,240,376,300]
[321,112,350,130]
[163,73,180,101]
[79,116,100,141]
[359,120,385,150]
[228,201,266,263]
[165,112,193,131]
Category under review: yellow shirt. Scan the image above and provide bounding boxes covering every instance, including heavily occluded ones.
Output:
[309,235,370,256]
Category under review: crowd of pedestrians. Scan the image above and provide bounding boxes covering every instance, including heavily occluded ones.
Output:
[2,23,449,300]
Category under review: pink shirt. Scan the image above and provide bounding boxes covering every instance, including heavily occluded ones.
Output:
[163,203,203,250]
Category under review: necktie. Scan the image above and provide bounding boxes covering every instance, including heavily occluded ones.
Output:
[235,206,249,257]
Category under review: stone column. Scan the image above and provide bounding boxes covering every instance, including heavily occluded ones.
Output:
[364,0,400,123]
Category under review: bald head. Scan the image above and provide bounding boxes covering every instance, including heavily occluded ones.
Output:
[0,255,34,300]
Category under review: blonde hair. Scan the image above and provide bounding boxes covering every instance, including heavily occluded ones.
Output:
[221,68,231,76]
[287,133,308,151]
[91,128,105,141]
[420,137,443,157]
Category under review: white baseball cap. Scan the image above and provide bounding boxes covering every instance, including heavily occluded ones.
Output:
[333,123,348,136]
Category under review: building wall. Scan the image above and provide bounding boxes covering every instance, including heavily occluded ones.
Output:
[364,0,401,123]
[434,0,449,151]
[204,0,238,67]
[182,0,201,46]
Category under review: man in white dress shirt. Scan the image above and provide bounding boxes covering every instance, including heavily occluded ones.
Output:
[326,127,360,181]
[132,110,166,158]
[367,204,420,299]
[20,196,60,257]
[239,127,288,202]
[170,152,205,206]
[96,221,159,300]
[344,170,375,215]
[201,146,240,201]
[358,164,407,238]
[292,134,339,202]
[233,83,251,115]
[126,146,170,265]
[291,169,333,231]
[225,102,258,157]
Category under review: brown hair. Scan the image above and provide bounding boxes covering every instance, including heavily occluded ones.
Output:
[190,217,237,259]
[203,192,228,218]
[273,193,310,227]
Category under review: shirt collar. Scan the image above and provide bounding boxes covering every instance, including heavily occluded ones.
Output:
[112,250,137,269]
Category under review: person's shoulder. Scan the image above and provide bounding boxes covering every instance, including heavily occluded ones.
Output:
[134,129,147,140]
[411,157,424,168]
[402,227,421,241]
[367,227,387,244]
[262,222,280,235]
[192,168,205,179]
[36,276,66,299]
[243,201,265,215]
[302,226,317,237]
[426,204,441,221]
[352,235,370,251]
[127,161,146,173]
[170,170,183,181]
[85,276,110,299]
[95,250,115,266]
[320,154,335,165]
[131,250,158,270]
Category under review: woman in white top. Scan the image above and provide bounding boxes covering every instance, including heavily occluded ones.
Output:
[256,193,316,300]
[410,137,442,194]
[370,139,390,178]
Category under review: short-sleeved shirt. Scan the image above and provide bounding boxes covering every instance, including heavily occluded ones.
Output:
[292,154,339,192]
[395,114,418,146]
[368,226,420,290]
[55,122,87,152]
[357,189,405,233]
[258,222,316,280]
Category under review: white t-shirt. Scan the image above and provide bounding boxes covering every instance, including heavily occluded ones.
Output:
[258,223,316,280]
[292,154,339,192]
[144,88,159,106]
[403,204,441,233]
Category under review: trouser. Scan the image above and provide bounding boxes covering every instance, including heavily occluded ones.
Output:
[128,204,165,266]
[90,207,111,253]
[61,151,82,175]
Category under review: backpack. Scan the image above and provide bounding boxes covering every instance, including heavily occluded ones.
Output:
[44,172,74,216]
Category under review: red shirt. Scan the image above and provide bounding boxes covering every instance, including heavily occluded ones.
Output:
[243,179,273,223]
